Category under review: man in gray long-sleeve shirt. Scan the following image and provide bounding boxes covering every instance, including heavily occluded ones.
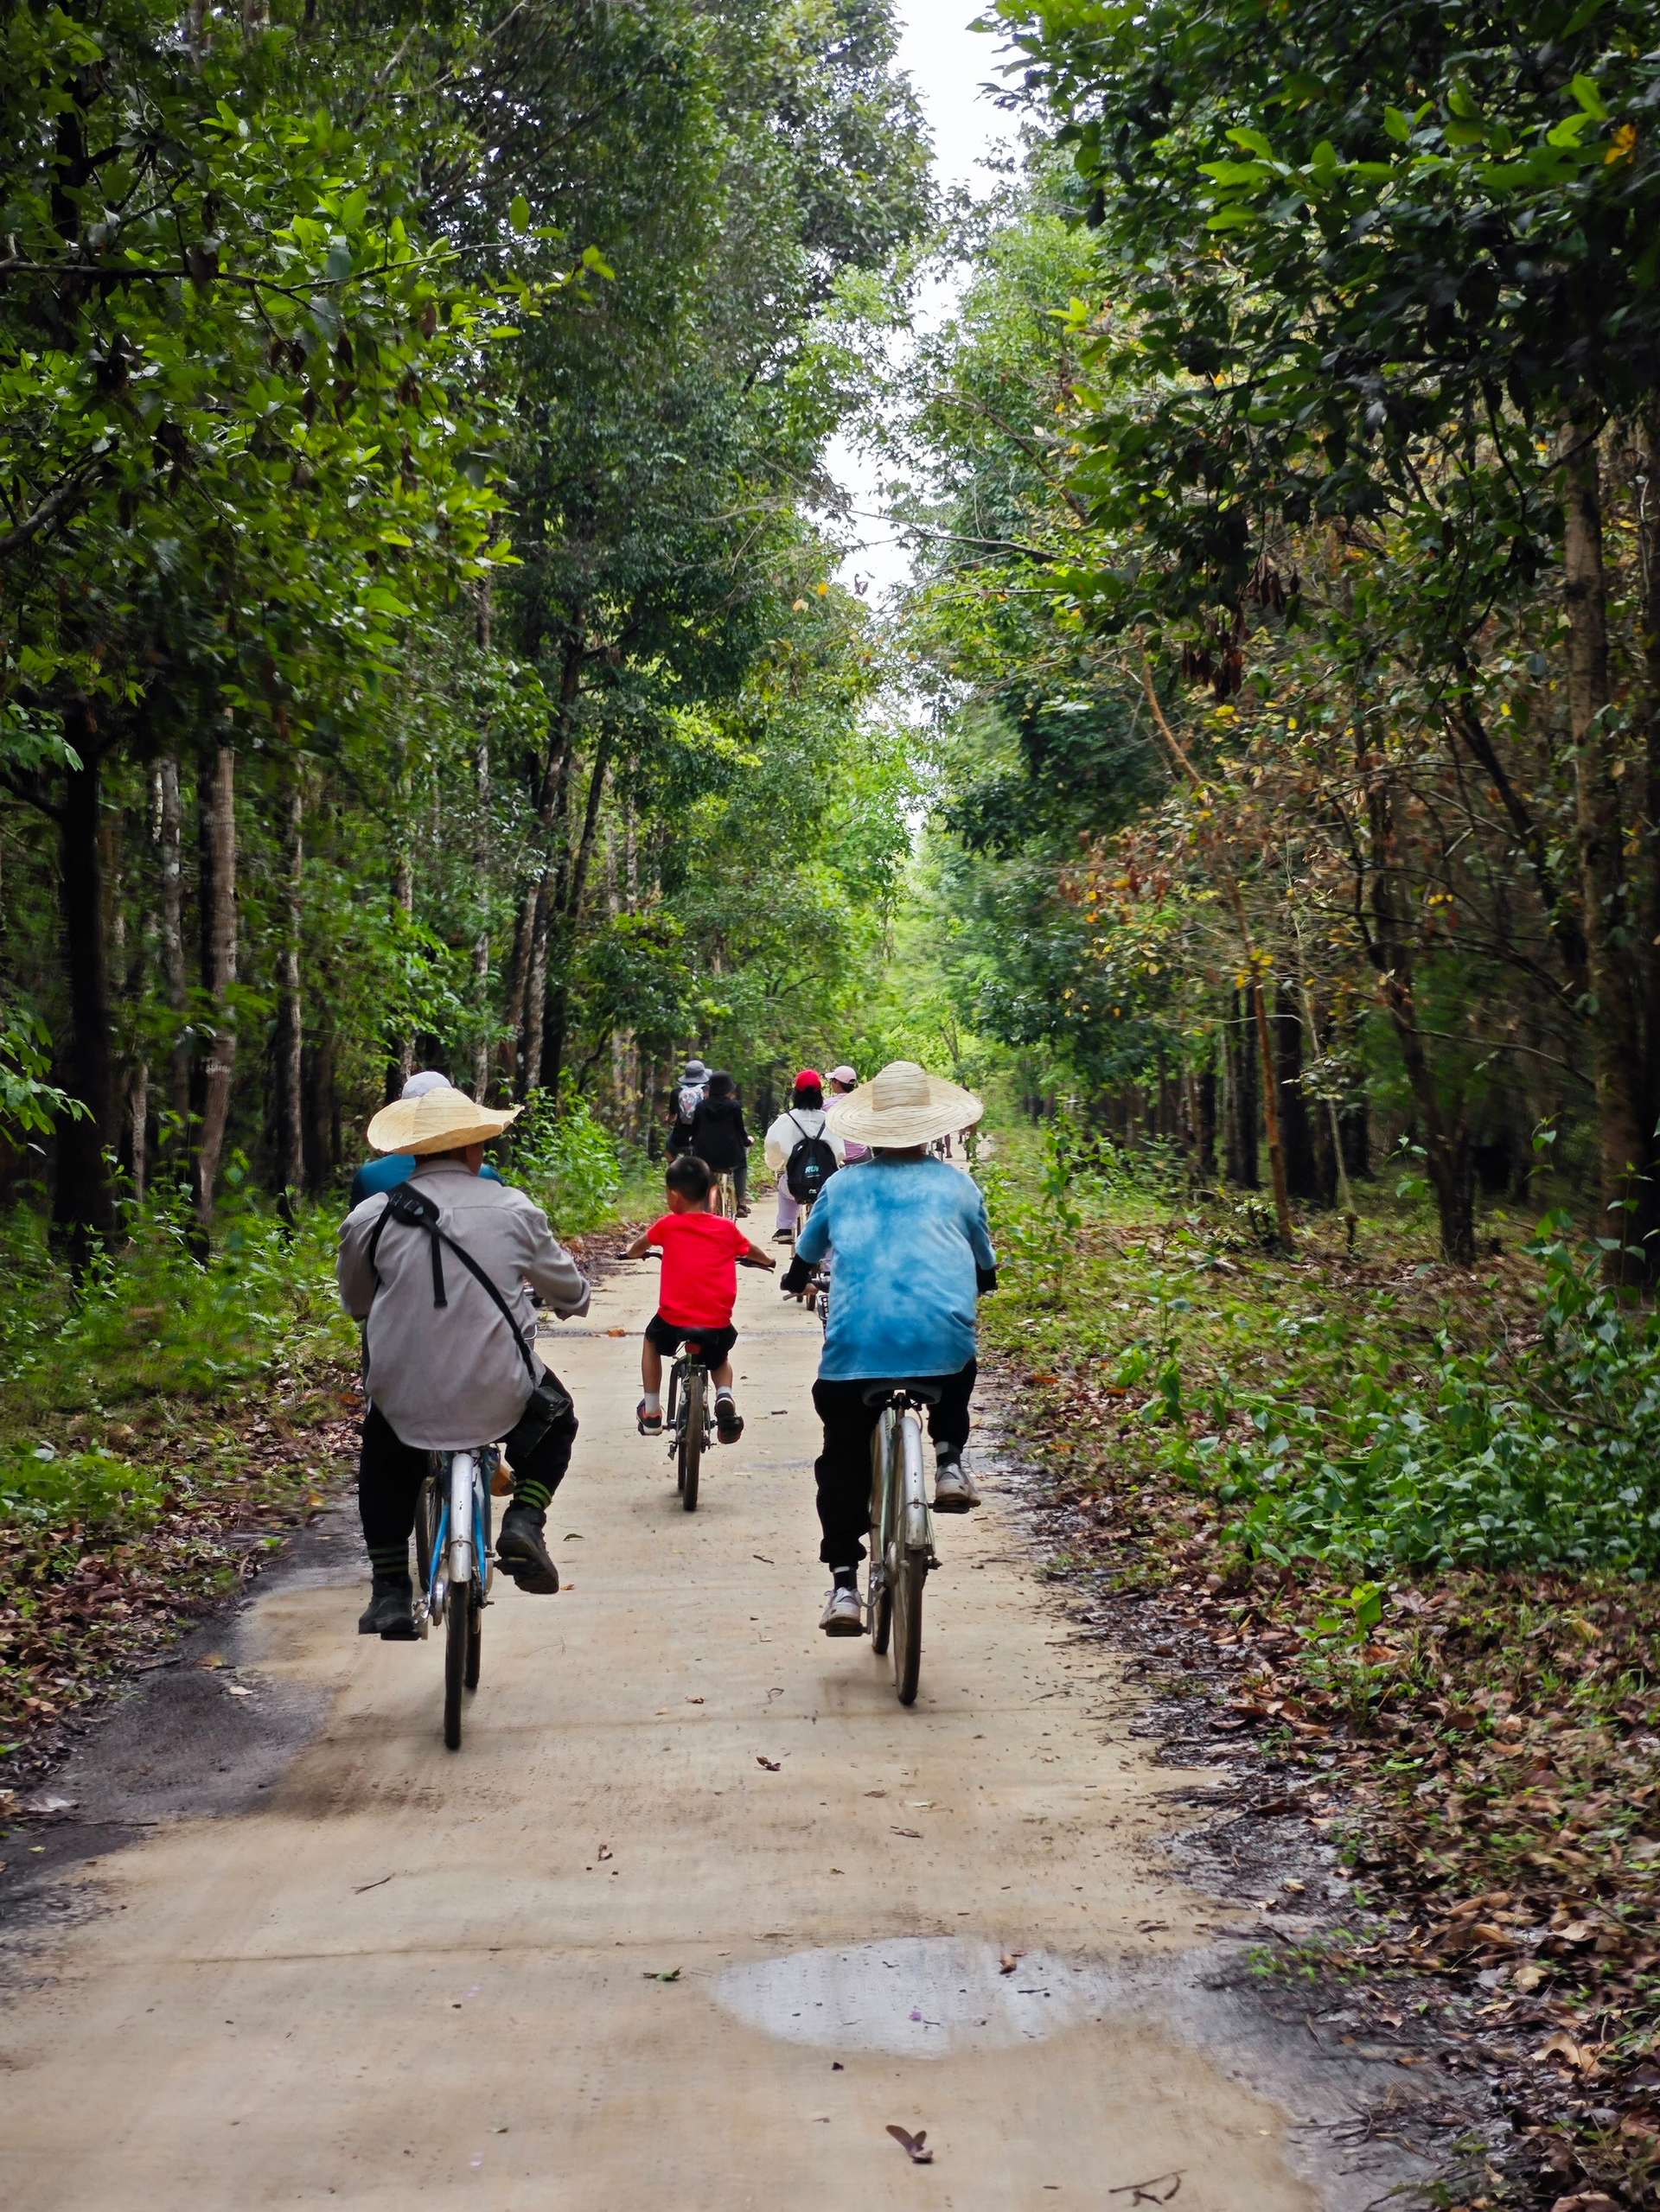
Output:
[338,1087,591,1639]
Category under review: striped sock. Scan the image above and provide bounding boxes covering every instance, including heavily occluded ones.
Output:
[514,1479,552,1513]
[367,1544,409,1578]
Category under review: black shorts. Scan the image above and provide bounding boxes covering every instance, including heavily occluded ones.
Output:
[646,1313,737,1366]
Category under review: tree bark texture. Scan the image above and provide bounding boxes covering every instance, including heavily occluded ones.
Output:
[1272,988,1321,1204]
[273,767,304,1198]
[1366,775,1474,1264]
[1563,408,1648,1268]
[1223,988,1259,1188]
[52,727,118,1264]
[156,755,191,1148]
[191,741,238,1232]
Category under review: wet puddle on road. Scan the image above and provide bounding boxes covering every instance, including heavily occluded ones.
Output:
[712,1935,1128,2057]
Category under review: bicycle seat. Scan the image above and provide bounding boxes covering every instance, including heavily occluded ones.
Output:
[860,1380,943,1409]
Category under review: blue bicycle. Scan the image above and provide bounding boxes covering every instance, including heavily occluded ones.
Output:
[414,1445,496,1750]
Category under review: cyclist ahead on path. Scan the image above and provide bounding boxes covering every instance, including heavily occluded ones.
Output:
[337,1086,591,1640]
[689,1069,752,1215]
[827,1064,870,1164]
[764,1069,845,1242]
[667,1057,710,1158]
[623,1152,776,1443]
[780,1060,996,1636]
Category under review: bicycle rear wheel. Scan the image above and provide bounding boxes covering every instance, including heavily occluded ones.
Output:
[414,1474,439,1639]
[867,1416,892,1654]
[680,1366,705,1511]
[891,1548,923,1705]
[444,1586,469,1750]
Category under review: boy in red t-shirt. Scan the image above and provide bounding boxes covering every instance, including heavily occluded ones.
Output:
[624,1154,776,1441]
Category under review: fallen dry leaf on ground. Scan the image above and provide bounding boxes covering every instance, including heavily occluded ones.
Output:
[885,2125,933,2165]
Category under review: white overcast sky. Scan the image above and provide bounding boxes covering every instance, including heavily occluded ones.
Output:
[827,1,1012,601]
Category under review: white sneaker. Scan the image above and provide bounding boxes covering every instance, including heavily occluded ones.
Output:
[819,1584,864,1636]
[933,1459,980,1513]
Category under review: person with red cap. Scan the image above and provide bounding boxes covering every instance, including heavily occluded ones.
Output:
[763,1069,845,1242]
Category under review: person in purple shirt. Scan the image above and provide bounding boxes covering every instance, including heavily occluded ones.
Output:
[781,1060,996,1637]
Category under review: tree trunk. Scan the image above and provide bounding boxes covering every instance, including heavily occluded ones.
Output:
[1223,988,1260,1188]
[1273,988,1321,1204]
[1634,402,1660,1257]
[505,634,583,1086]
[472,731,492,1101]
[52,730,118,1265]
[273,766,304,1201]
[191,740,238,1233]
[1563,406,1647,1270]
[387,736,415,1101]
[541,735,615,1100]
[1195,1057,1218,1182]
[157,755,191,1151]
[1367,775,1474,1264]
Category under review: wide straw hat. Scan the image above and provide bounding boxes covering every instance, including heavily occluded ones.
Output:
[822,1059,982,1151]
[367,1088,522,1157]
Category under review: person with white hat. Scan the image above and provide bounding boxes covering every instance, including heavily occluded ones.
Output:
[338,1087,591,1638]
[826,1064,870,1165]
[781,1060,997,1635]
[348,1070,507,1208]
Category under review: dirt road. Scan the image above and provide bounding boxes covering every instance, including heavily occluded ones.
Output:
[2,1259,1427,2209]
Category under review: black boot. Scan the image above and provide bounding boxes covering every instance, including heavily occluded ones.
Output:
[496,1502,559,1594]
[358,1571,418,1640]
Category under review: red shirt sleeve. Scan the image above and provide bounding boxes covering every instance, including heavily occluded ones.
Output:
[725,1218,747,1255]
[648,1214,675,1246]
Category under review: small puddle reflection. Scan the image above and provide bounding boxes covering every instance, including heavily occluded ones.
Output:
[712,1936,1124,2057]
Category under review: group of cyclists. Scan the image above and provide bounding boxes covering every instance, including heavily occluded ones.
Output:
[336,1049,995,1644]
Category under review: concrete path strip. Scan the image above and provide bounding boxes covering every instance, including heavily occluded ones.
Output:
[0,1256,1430,2209]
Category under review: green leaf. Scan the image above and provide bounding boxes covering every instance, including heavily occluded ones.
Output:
[1570,74,1608,121]
[509,194,530,234]
[1383,106,1411,143]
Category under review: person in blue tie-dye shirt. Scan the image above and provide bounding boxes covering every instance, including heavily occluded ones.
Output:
[782,1060,997,1637]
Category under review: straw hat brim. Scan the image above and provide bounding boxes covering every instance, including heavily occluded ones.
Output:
[367,1093,522,1157]
[823,1074,982,1151]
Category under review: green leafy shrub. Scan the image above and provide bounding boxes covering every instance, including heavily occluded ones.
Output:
[1173,1220,1660,1575]
[0,1445,164,1538]
[508,1092,622,1234]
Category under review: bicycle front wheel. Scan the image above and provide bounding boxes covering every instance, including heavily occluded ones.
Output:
[680,1367,705,1512]
[444,1587,470,1750]
[465,1581,482,1690]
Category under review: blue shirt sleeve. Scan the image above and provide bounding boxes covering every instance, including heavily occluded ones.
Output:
[967,1182,996,1271]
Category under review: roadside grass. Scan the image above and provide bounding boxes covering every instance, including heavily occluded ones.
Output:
[980,1125,1660,2209]
[0,1197,361,1793]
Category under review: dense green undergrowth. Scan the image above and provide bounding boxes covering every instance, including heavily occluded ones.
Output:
[979,1125,1659,2207]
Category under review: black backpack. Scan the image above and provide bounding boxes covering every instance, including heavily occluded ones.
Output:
[784,1112,839,1203]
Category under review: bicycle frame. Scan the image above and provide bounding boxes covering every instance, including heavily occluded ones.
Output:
[424,1447,495,1627]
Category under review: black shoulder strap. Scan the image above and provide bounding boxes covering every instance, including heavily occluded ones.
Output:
[367,1184,537,1380]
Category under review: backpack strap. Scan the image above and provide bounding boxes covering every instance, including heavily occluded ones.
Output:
[367,1183,537,1381]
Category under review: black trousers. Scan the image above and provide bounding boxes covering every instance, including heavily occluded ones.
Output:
[810,1360,977,1567]
[358,1376,578,1569]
